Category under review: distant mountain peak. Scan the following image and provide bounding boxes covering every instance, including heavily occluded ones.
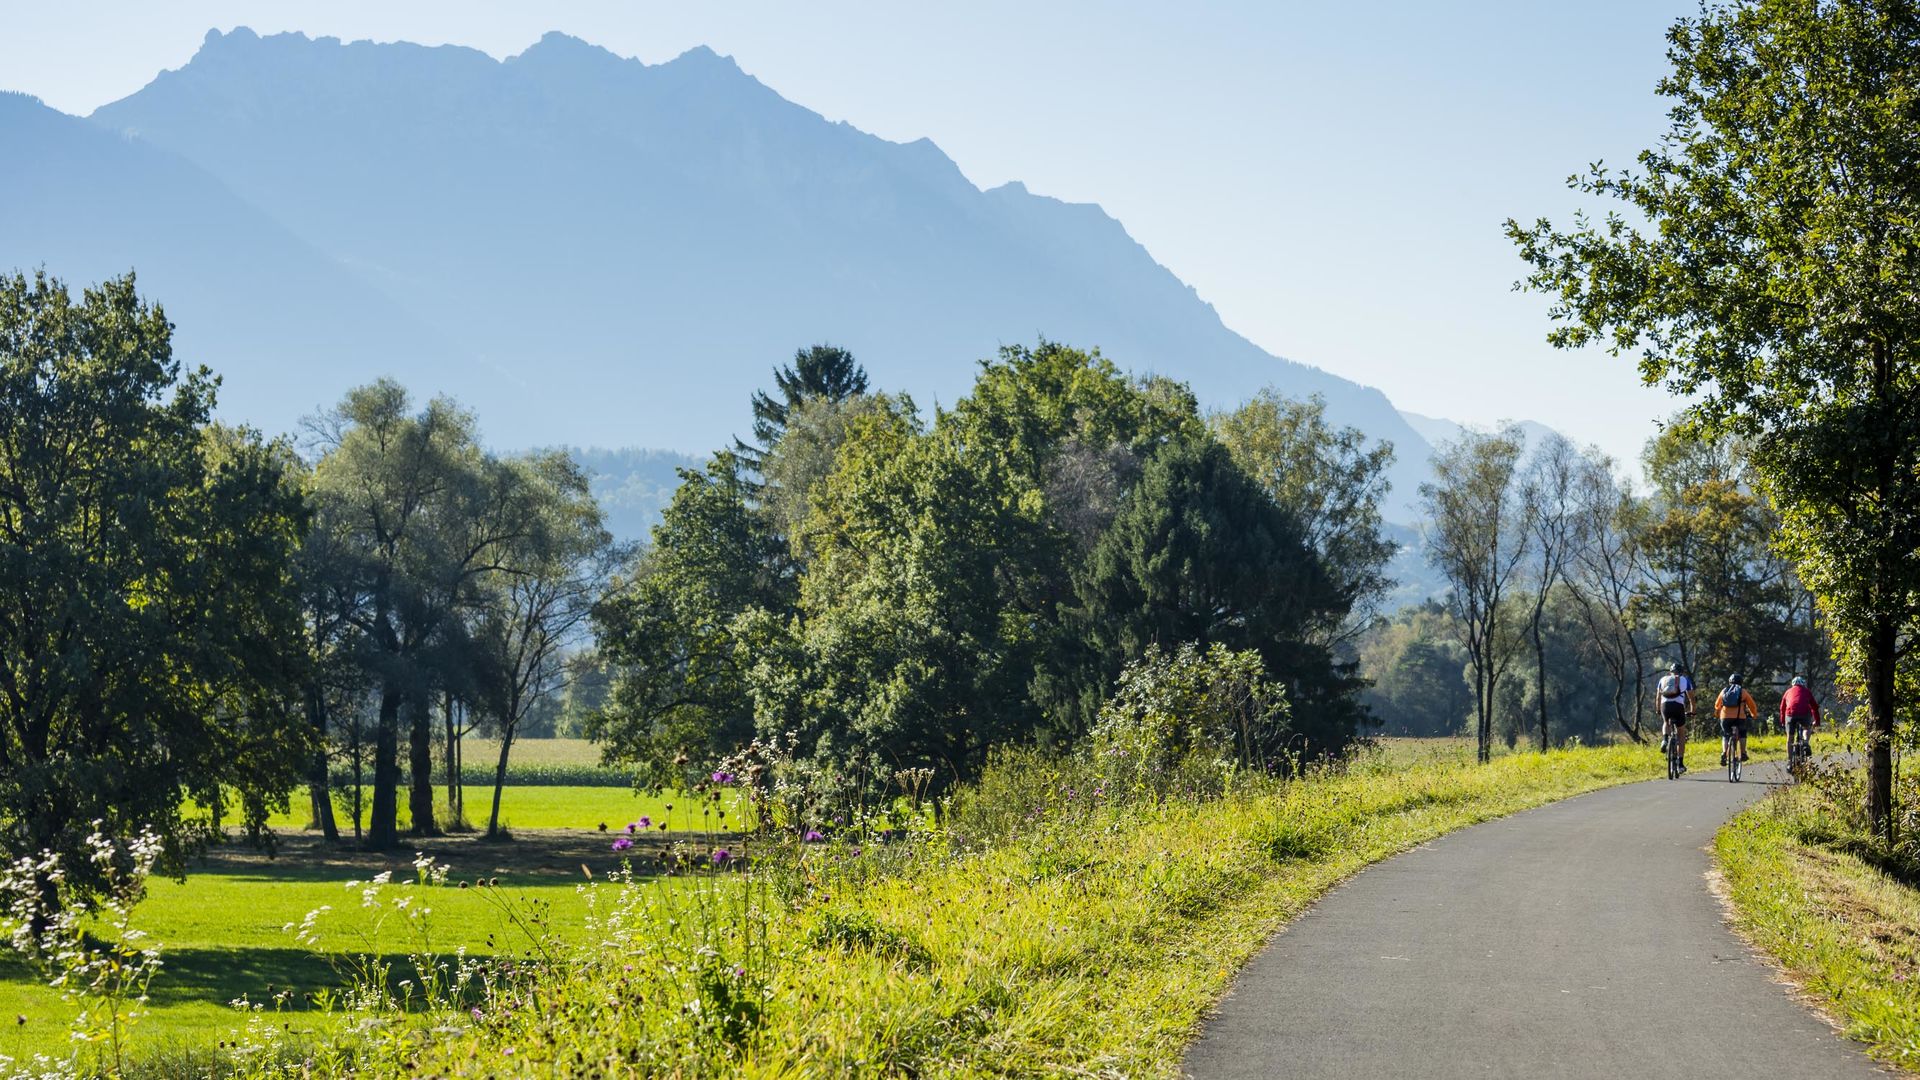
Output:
[514,31,622,66]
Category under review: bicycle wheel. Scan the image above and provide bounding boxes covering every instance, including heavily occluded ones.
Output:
[1668,740,1682,780]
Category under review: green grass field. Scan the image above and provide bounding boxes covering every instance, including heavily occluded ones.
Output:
[263,784,742,833]
[4,737,1738,1074]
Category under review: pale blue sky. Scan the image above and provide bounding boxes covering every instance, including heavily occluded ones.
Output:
[0,1,1690,467]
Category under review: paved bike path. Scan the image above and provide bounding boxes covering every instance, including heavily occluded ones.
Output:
[1185,762,1892,1079]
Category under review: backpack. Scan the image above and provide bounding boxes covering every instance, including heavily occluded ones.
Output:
[1719,685,1744,711]
[1660,674,1684,699]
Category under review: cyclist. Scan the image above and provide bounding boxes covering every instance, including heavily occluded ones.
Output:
[1779,675,1821,762]
[1714,673,1759,766]
[1657,663,1693,772]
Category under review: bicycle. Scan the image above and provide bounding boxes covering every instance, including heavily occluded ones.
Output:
[1786,722,1813,777]
[1665,726,1684,780]
[1723,727,1742,783]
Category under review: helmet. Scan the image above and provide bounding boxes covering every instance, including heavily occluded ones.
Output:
[1728,673,1743,685]
[1670,663,1683,674]
[1792,676,1808,687]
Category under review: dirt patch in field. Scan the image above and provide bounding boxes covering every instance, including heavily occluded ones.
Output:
[191,826,741,885]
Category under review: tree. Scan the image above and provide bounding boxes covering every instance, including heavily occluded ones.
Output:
[0,271,310,905]
[470,451,614,838]
[1075,437,1358,758]
[590,453,793,790]
[734,344,869,471]
[1421,427,1531,764]
[1564,451,1652,742]
[306,383,537,847]
[1510,0,1920,837]
[1356,602,1473,737]
[1211,391,1397,646]
[746,413,1047,787]
[1518,433,1585,749]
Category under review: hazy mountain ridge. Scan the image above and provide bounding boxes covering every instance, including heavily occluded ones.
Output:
[10,27,1449,518]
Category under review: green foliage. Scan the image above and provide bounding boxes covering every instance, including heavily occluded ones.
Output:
[589,453,792,791]
[1358,602,1472,737]
[1090,642,1291,797]
[0,270,310,898]
[1077,437,1357,757]
[1510,0,1920,833]
[736,343,870,471]
[754,420,1045,783]
[1211,391,1397,635]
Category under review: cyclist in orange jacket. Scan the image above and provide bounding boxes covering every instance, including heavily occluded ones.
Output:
[1714,673,1759,766]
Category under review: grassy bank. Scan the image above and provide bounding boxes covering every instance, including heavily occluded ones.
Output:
[1716,763,1920,1068]
[82,741,1682,1079]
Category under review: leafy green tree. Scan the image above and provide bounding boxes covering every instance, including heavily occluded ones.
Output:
[590,453,793,790]
[1356,602,1472,737]
[1633,427,1812,712]
[760,392,916,549]
[1518,433,1586,749]
[469,452,614,838]
[1211,391,1396,643]
[735,344,869,471]
[0,271,310,903]
[1421,427,1530,764]
[1075,437,1356,758]
[307,382,540,847]
[748,413,1046,786]
[1510,0,1920,836]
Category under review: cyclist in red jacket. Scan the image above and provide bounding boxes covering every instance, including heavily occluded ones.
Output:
[1780,676,1821,761]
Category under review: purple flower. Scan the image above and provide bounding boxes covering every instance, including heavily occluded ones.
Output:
[803,830,825,843]
[732,965,746,978]
[711,848,732,866]
[637,816,652,829]
[611,837,633,852]
[850,846,862,857]
[470,1007,484,1022]
[711,771,736,785]
[625,822,637,834]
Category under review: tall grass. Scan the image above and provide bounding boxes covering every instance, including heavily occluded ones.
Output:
[159,742,1670,1079]
[1717,747,1920,1068]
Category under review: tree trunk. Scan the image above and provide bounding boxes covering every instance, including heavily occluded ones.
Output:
[367,682,401,849]
[1531,600,1550,751]
[1473,647,1491,764]
[1866,615,1898,844]
[306,685,339,842]
[487,731,514,839]
[444,692,459,823]
[408,692,438,836]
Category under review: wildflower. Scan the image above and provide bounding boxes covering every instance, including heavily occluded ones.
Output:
[597,823,608,832]
[471,1007,484,1022]
[711,849,732,866]
[711,771,736,785]
[625,822,637,834]
[733,965,746,978]
[850,847,862,857]
[611,838,633,853]
[636,816,652,829]
[803,830,825,844]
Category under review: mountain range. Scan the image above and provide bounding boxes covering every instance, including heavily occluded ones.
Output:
[5,27,1497,527]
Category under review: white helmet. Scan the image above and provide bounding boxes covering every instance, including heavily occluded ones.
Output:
[1792,676,1808,687]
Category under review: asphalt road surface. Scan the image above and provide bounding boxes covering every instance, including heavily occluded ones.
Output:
[1184,759,1893,1079]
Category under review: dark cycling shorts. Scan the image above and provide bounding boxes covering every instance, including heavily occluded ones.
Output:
[1720,717,1748,738]
[1660,698,1688,724]
[1787,715,1815,738]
